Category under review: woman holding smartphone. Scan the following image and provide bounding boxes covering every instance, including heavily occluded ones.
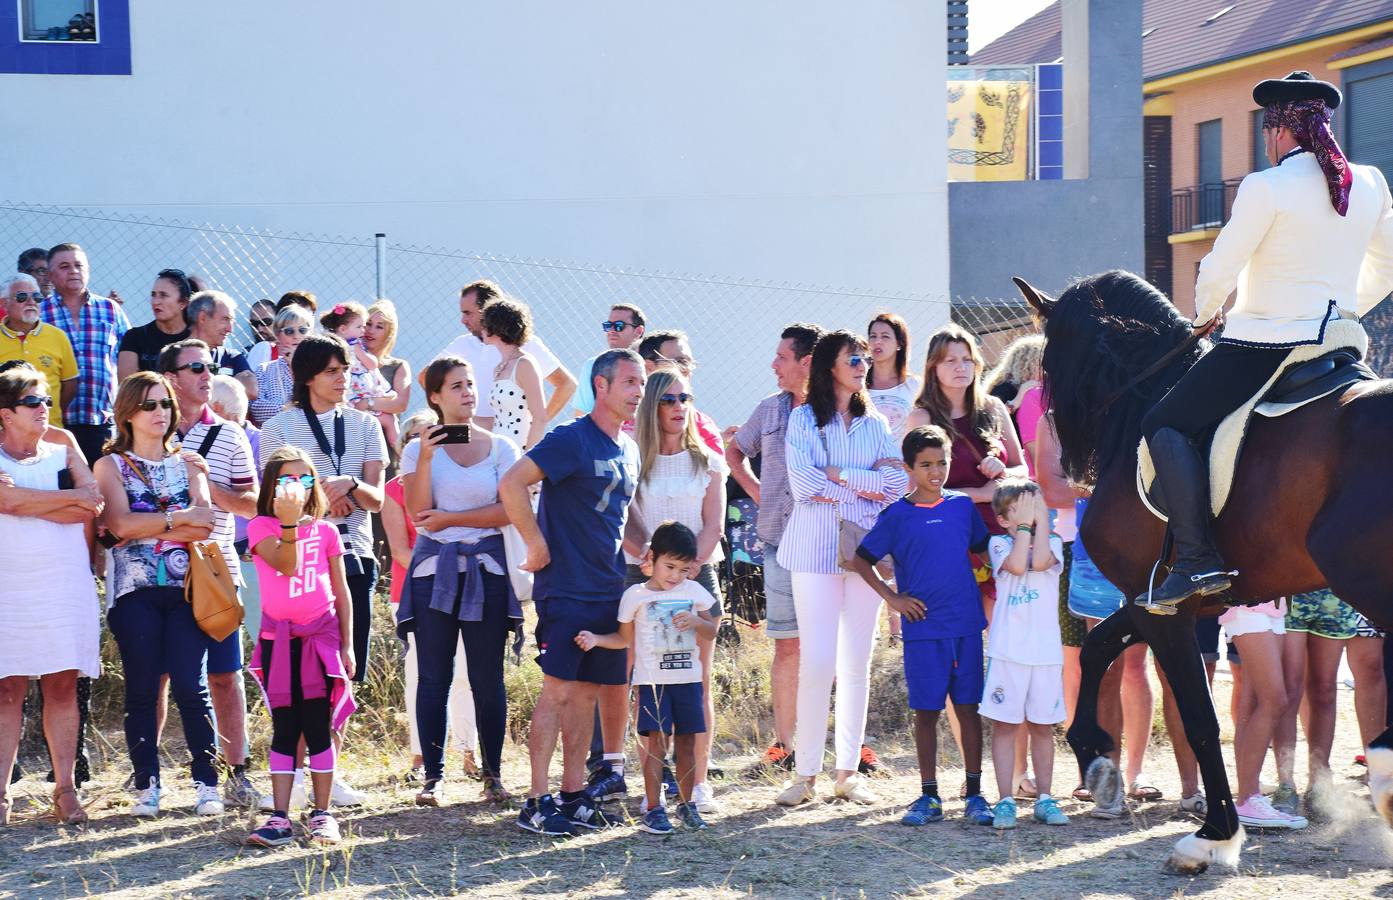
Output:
[397,356,523,806]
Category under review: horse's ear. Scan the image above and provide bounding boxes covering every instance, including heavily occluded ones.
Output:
[1012,276,1055,317]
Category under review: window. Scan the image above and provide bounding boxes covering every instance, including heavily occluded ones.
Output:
[1197,119,1224,225]
[20,0,96,42]
[1347,70,1393,183]
[1251,109,1272,172]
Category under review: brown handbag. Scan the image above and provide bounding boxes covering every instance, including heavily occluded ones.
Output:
[816,426,873,571]
[186,541,243,642]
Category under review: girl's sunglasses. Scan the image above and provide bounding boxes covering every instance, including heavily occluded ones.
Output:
[276,474,316,488]
[12,395,53,409]
[280,326,310,336]
[137,398,175,412]
[658,392,693,407]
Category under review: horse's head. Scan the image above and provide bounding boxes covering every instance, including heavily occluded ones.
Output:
[1010,270,1199,483]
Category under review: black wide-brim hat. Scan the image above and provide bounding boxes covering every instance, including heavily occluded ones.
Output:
[1253,70,1341,108]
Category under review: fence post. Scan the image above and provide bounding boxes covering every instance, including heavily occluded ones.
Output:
[374,233,387,298]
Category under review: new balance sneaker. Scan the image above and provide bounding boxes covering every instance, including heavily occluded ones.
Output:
[308,809,341,844]
[691,782,719,814]
[1033,795,1069,826]
[676,801,708,830]
[758,742,795,772]
[992,798,1018,830]
[964,794,994,826]
[130,780,161,818]
[330,777,367,807]
[222,768,263,809]
[560,794,619,830]
[1236,794,1307,830]
[245,814,294,847]
[517,794,576,836]
[857,744,881,775]
[194,781,226,816]
[583,766,628,803]
[639,805,674,834]
[901,794,944,826]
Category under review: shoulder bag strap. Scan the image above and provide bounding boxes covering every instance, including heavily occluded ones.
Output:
[195,424,222,461]
[118,452,171,511]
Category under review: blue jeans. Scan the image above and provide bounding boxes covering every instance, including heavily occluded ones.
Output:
[411,569,511,781]
[107,586,218,788]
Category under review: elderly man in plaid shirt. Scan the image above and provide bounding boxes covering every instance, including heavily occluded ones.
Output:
[40,242,130,465]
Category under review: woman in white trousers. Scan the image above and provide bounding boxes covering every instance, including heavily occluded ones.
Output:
[775,330,906,805]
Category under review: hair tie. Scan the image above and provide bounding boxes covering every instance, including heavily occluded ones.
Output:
[332,303,346,315]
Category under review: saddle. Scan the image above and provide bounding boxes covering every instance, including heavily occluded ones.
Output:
[1138,314,1373,521]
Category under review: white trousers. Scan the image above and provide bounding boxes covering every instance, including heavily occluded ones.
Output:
[405,633,477,755]
[792,571,883,777]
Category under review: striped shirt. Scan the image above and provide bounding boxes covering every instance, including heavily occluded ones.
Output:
[260,405,387,560]
[250,358,293,426]
[775,403,907,575]
[732,392,796,545]
[40,293,130,425]
[177,405,257,584]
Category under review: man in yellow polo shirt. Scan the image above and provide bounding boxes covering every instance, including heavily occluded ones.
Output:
[0,273,77,425]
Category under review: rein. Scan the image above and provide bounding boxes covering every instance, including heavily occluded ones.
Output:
[1095,330,1206,413]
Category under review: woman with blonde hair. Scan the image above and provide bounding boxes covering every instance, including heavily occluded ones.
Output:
[362,300,412,466]
[985,334,1046,476]
[622,365,728,813]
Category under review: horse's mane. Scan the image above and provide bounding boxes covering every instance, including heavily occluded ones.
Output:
[1041,270,1205,483]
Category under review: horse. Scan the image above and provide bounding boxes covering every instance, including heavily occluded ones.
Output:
[1012,269,1393,874]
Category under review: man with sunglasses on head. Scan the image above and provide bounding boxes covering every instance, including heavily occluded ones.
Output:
[157,339,264,809]
[571,303,647,419]
[426,279,576,430]
[39,242,130,465]
[0,274,78,428]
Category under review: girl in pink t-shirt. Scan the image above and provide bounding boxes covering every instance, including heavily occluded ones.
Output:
[245,446,355,848]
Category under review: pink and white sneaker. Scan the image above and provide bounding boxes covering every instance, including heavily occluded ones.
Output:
[307,809,342,844]
[1236,794,1307,830]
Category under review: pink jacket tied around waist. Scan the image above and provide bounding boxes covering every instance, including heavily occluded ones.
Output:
[250,609,356,732]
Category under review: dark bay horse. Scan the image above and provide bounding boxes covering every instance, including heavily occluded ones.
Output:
[1013,269,1393,874]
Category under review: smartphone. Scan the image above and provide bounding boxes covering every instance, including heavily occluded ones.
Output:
[97,529,120,549]
[433,423,472,445]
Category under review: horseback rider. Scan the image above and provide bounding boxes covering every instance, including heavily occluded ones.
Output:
[1138,70,1393,610]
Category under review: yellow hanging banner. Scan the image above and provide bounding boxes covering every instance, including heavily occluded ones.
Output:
[947,81,1031,182]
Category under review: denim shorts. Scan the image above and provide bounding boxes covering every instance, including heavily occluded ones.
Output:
[762,541,798,639]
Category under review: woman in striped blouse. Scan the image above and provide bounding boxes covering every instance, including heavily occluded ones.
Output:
[775,330,907,807]
[249,305,312,426]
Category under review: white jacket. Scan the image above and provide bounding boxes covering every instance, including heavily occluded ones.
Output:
[1194,151,1393,347]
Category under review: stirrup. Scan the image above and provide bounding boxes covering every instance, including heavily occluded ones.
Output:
[1135,562,1237,616]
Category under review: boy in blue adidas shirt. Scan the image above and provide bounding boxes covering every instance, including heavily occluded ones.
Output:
[849,425,993,827]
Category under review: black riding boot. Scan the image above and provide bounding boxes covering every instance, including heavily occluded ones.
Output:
[1135,427,1234,611]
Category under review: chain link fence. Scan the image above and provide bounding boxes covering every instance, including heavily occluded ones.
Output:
[0,203,1035,428]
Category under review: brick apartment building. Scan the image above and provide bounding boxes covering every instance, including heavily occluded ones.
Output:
[973,0,1393,370]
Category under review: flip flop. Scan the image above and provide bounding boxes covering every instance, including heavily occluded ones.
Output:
[1127,777,1163,802]
[1072,785,1092,802]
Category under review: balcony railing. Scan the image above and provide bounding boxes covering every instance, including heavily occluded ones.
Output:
[1170,180,1242,234]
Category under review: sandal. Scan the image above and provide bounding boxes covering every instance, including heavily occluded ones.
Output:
[52,786,88,825]
[414,779,443,807]
[0,793,10,826]
[1014,775,1039,800]
[1127,777,1163,802]
[481,777,513,806]
[1071,785,1092,802]
[461,750,482,782]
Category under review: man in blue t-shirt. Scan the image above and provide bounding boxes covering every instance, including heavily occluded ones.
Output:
[500,348,645,836]
[849,425,994,828]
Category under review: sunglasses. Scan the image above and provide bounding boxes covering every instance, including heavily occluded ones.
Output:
[280,325,310,336]
[11,292,42,304]
[173,361,210,374]
[601,320,635,332]
[251,318,274,329]
[137,398,175,412]
[658,392,693,406]
[846,355,868,368]
[276,474,316,488]
[12,395,53,409]
[654,353,697,372]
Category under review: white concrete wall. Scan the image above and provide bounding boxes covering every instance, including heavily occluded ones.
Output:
[2,0,947,295]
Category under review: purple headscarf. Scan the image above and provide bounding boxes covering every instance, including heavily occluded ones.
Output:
[1263,98,1352,216]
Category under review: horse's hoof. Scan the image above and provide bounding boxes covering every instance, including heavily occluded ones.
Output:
[1084,757,1121,811]
[1162,829,1245,876]
[1368,746,1393,827]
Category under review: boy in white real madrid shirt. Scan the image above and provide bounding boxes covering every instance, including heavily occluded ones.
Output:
[983,479,1069,831]
[575,521,717,835]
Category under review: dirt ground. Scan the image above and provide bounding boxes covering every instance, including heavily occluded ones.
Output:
[0,662,1389,899]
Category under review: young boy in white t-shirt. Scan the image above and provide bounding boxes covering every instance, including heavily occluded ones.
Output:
[983,479,1069,830]
[576,521,718,835]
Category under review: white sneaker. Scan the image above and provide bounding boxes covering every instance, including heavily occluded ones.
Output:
[331,777,367,807]
[130,781,162,818]
[691,782,719,814]
[832,773,879,805]
[1236,793,1307,830]
[194,781,225,816]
